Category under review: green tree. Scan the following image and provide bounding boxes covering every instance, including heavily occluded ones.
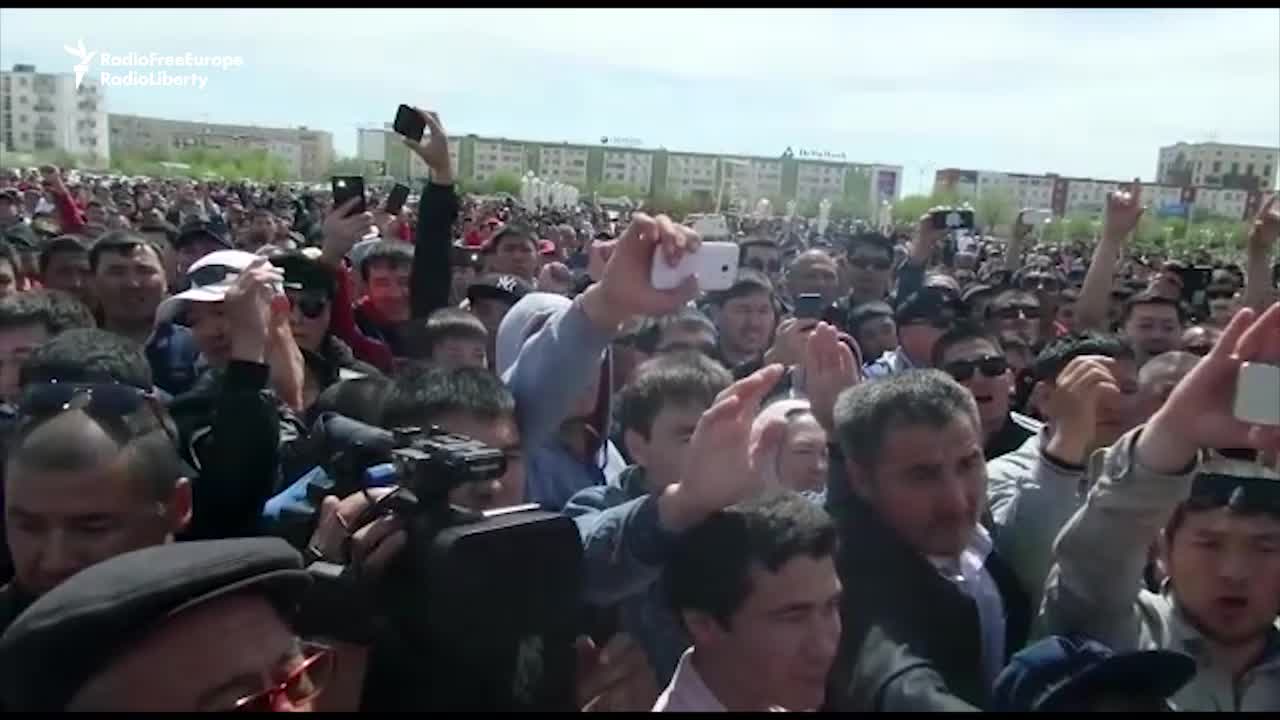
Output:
[595,182,645,199]
[492,172,522,196]
[975,189,1016,236]
[331,156,372,178]
[891,194,934,223]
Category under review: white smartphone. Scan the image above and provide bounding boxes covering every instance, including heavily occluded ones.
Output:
[650,241,740,292]
[1234,362,1280,427]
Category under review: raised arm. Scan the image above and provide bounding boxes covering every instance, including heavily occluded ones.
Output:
[401,108,458,319]
[1074,181,1144,331]
[1242,196,1279,313]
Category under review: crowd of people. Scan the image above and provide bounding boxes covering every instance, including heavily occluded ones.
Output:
[0,105,1278,712]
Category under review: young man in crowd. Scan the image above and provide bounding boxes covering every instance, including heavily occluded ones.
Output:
[404,307,489,369]
[825,370,1038,710]
[1122,290,1185,366]
[171,219,232,282]
[658,491,842,712]
[37,236,93,308]
[0,328,191,633]
[1041,302,1280,710]
[90,231,201,396]
[465,273,530,367]
[707,269,777,370]
[739,237,783,287]
[0,292,95,404]
[863,286,960,378]
[566,351,735,683]
[353,242,413,352]
[482,225,539,283]
[932,323,1041,460]
[985,287,1043,350]
[845,301,897,367]
[648,309,719,358]
[838,231,897,309]
[784,249,841,307]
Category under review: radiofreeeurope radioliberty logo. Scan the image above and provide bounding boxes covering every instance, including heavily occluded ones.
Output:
[64,39,243,90]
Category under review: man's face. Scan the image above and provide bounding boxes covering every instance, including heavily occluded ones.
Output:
[742,246,782,283]
[846,244,893,303]
[365,263,411,324]
[777,414,829,493]
[656,324,718,358]
[689,554,842,711]
[1165,508,1280,648]
[988,291,1041,347]
[1207,290,1240,327]
[187,302,234,368]
[718,292,775,358]
[286,291,331,354]
[69,594,316,711]
[1124,303,1182,361]
[0,323,49,403]
[939,338,1011,436]
[248,214,275,248]
[853,315,897,362]
[852,417,986,557]
[1077,356,1141,447]
[43,249,93,303]
[430,336,488,370]
[93,245,167,326]
[86,204,108,226]
[5,423,180,597]
[626,401,705,493]
[897,317,951,368]
[492,236,537,281]
[433,411,525,511]
[0,258,19,300]
[788,254,840,306]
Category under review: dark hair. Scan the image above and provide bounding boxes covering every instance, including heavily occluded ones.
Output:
[708,268,774,307]
[832,369,979,470]
[381,365,515,429]
[619,351,732,438]
[357,241,414,282]
[485,225,536,255]
[19,328,153,389]
[88,231,164,272]
[1031,332,1135,384]
[847,301,894,333]
[1122,291,1186,325]
[271,250,336,299]
[37,235,87,275]
[403,307,488,359]
[668,490,837,627]
[0,289,94,337]
[638,308,718,354]
[931,321,1003,368]
[136,221,180,248]
[847,231,894,260]
[310,375,394,426]
[1165,459,1280,541]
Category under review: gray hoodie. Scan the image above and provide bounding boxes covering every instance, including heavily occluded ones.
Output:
[496,292,627,510]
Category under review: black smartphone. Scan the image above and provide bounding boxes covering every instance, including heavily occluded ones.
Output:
[331,176,366,216]
[930,208,975,231]
[794,293,825,320]
[385,183,410,215]
[393,104,425,142]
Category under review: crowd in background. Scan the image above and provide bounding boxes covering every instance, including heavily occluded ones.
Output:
[0,106,1278,712]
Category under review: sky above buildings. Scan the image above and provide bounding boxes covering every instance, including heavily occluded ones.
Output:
[2,8,1277,195]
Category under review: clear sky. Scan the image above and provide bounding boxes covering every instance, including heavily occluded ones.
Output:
[2,8,1277,195]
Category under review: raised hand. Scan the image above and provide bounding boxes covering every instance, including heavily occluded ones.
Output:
[764,317,819,368]
[1137,303,1280,473]
[575,634,659,712]
[224,257,284,364]
[1247,195,1280,255]
[319,197,375,267]
[400,107,453,184]
[659,363,787,533]
[1042,355,1123,464]
[1103,179,1144,243]
[578,212,701,332]
[309,488,407,581]
[910,207,948,264]
[800,322,861,433]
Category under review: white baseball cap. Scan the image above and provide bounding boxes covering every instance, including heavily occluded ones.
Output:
[156,249,268,323]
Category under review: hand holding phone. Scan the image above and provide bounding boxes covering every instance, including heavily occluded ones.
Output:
[794,293,826,320]
[1235,362,1280,427]
[650,241,739,292]
[393,104,426,142]
[385,184,410,216]
[331,176,366,217]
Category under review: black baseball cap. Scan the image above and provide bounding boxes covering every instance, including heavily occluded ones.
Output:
[0,538,311,711]
[467,273,532,306]
[895,286,962,325]
[173,219,231,250]
[991,635,1195,711]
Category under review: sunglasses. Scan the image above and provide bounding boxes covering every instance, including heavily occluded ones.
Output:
[747,258,782,274]
[849,257,893,272]
[943,355,1009,382]
[287,291,329,319]
[991,304,1042,321]
[230,642,335,712]
[17,381,177,448]
[1019,275,1061,292]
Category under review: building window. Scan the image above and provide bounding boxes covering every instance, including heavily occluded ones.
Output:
[1231,162,1240,175]
[1264,165,1272,179]
[1213,161,1221,173]
[1246,163,1255,176]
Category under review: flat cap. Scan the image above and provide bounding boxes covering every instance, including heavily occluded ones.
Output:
[0,537,310,711]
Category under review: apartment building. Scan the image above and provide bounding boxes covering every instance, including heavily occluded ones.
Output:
[0,64,109,167]
[538,144,589,186]
[662,152,718,197]
[108,113,333,179]
[471,138,529,183]
[602,148,653,192]
[1157,142,1278,191]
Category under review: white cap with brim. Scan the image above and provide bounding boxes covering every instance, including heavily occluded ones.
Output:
[155,249,265,323]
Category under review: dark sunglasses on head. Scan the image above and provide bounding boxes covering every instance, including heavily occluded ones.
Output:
[186,263,239,289]
[287,291,329,319]
[17,381,177,447]
[943,355,1009,382]
[991,304,1042,321]
[849,256,893,272]
[747,258,782,274]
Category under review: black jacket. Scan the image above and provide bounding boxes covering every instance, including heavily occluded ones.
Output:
[169,361,300,540]
[823,491,1031,711]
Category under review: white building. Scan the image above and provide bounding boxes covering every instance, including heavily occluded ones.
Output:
[795,161,848,202]
[720,156,783,204]
[0,64,109,167]
[538,145,589,186]
[356,127,386,163]
[472,139,528,183]
[665,153,718,196]
[1157,142,1279,191]
[602,149,653,192]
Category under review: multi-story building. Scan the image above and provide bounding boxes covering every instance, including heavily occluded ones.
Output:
[538,144,589,186]
[1157,142,1278,191]
[0,64,109,168]
[108,113,334,179]
[471,138,530,183]
[662,152,719,197]
[935,167,1272,223]
[601,148,654,193]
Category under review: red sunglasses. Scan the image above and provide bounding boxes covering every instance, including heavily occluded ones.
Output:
[230,642,335,712]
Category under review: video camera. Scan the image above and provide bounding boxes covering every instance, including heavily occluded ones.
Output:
[293,414,584,710]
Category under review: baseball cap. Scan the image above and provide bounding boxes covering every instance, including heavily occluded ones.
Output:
[895,286,962,326]
[156,249,266,322]
[991,635,1195,712]
[173,219,231,250]
[467,273,532,306]
[0,538,310,711]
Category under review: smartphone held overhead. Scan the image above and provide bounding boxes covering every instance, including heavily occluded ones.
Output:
[331,176,366,216]
[650,241,739,292]
[385,184,411,215]
[393,104,426,142]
